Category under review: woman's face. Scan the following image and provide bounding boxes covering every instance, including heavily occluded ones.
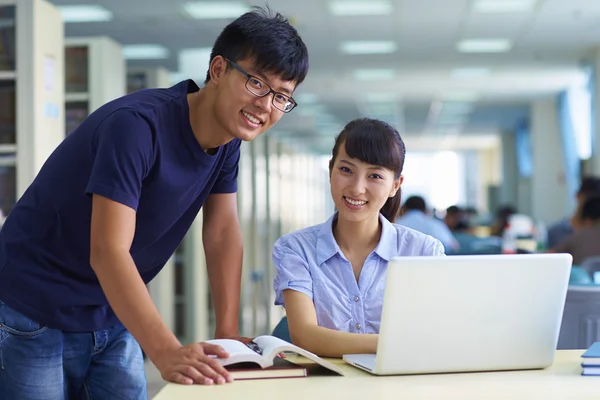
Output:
[330,144,401,224]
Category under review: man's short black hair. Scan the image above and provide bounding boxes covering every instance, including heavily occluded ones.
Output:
[403,196,426,212]
[205,6,309,85]
[581,196,600,222]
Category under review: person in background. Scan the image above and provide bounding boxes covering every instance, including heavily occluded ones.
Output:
[464,206,479,223]
[490,204,517,237]
[547,176,600,248]
[272,118,444,358]
[444,205,465,232]
[397,196,458,252]
[0,7,308,398]
[550,196,600,265]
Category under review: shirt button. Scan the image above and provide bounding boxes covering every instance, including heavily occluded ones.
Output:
[356,323,361,329]
[354,296,360,302]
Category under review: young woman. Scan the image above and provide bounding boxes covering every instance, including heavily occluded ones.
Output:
[272,118,445,358]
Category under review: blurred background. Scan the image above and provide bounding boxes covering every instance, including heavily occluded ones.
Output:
[2,4,600,385]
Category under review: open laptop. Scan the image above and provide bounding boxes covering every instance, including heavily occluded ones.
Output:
[343,253,572,375]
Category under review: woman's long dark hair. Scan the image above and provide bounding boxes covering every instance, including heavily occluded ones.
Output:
[329,118,406,222]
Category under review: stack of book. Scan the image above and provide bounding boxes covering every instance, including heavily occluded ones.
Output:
[581,342,600,376]
[206,335,344,381]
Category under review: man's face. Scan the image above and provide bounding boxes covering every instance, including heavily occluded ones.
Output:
[213,57,297,142]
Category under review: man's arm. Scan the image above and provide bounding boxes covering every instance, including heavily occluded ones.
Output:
[202,192,244,339]
[90,194,232,385]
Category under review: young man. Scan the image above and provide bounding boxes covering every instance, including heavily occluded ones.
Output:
[0,7,308,399]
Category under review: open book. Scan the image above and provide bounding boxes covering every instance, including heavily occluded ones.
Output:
[206,335,344,379]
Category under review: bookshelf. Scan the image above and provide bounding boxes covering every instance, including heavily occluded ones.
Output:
[127,67,172,93]
[0,0,63,218]
[65,37,125,136]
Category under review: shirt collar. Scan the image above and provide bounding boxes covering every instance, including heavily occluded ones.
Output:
[373,214,398,261]
[316,213,342,266]
[315,212,398,265]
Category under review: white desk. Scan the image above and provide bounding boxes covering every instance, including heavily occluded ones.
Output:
[153,350,599,399]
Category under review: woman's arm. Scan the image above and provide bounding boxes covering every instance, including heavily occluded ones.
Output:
[284,290,378,358]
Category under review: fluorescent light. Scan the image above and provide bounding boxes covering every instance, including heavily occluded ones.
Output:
[354,69,395,81]
[456,39,512,53]
[473,0,537,13]
[182,2,251,19]
[123,45,170,60]
[451,68,491,79]
[340,41,397,55]
[328,0,392,16]
[58,5,112,23]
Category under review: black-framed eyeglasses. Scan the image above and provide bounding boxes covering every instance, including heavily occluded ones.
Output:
[226,59,298,113]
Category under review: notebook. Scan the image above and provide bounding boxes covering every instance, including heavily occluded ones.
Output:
[581,342,600,376]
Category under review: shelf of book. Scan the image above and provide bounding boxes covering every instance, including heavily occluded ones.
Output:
[0,71,15,80]
[0,0,63,217]
[0,3,15,216]
[127,67,171,93]
[64,37,125,136]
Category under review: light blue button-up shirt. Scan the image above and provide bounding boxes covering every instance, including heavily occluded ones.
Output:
[273,213,445,334]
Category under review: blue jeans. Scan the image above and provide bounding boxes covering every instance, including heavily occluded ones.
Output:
[0,300,147,400]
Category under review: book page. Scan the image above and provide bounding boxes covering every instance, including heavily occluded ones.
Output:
[253,335,345,375]
[205,339,267,368]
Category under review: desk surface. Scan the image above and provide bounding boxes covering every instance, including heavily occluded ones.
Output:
[153,350,599,400]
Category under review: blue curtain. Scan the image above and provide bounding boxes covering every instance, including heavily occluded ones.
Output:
[588,65,597,159]
[515,121,533,178]
[557,91,582,209]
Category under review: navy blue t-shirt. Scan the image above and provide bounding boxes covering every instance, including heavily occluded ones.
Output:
[0,80,241,331]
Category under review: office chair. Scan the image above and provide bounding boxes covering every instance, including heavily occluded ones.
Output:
[271,316,292,343]
[569,266,593,285]
[581,256,600,284]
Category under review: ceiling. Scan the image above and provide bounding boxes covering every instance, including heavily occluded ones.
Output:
[50,0,600,153]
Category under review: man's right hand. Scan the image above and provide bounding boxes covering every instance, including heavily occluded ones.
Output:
[153,342,234,385]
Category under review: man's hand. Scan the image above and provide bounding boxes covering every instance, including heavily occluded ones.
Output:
[153,342,234,385]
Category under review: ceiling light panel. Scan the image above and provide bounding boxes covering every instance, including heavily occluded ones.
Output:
[182,2,251,19]
[122,44,169,60]
[58,5,113,23]
[473,0,537,13]
[340,41,397,55]
[456,39,512,53]
[353,69,395,81]
[328,0,393,16]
